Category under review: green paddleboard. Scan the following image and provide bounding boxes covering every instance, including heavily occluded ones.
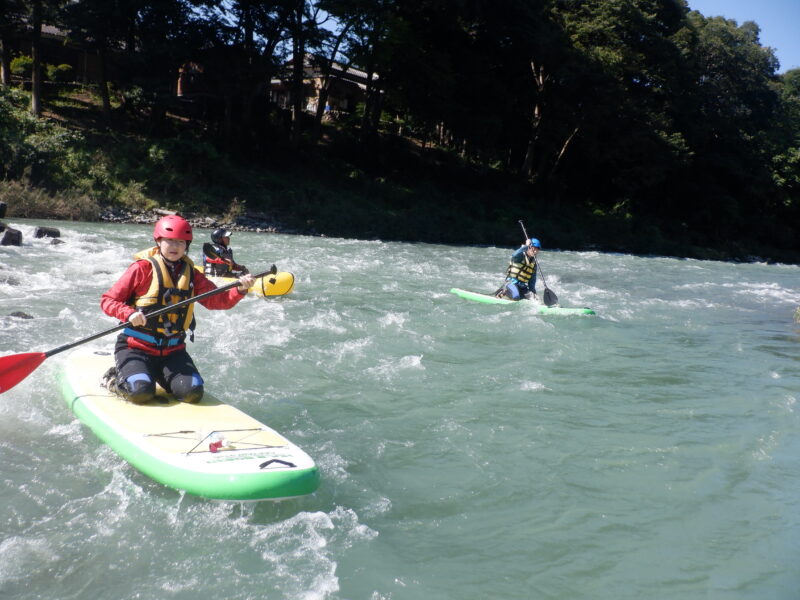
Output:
[449,288,596,315]
[60,349,320,501]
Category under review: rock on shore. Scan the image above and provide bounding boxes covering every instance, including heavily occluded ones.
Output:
[99,207,297,235]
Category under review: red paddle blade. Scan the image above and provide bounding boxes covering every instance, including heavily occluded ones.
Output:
[0,352,47,394]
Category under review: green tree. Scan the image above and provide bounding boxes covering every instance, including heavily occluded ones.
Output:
[283,0,327,143]
[124,0,199,133]
[29,0,43,115]
[675,12,784,243]
[192,0,296,148]
[769,69,800,238]
[14,0,67,115]
[308,0,374,137]
[547,1,692,207]
[341,0,394,142]
[61,0,137,119]
[781,68,800,99]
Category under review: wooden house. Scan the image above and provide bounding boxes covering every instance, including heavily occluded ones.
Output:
[270,54,376,116]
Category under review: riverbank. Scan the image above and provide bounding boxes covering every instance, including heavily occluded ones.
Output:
[5,201,797,266]
[99,206,291,235]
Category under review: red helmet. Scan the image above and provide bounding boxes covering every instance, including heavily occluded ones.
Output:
[153,215,193,242]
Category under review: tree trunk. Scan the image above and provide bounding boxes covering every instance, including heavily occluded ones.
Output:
[548,126,579,180]
[521,101,541,178]
[314,82,329,122]
[360,68,383,143]
[521,60,548,180]
[313,23,352,138]
[0,33,11,86]
[240,1,255,143]
[369,83,384,131]
[289,1,306,147]
[98,49,112,119]
[30,0,42,116]
[290,45,305,144]
[223,94,233,148]
[360,69,375,133]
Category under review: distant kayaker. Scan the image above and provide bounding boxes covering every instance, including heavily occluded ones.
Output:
[497,238,541,301]
[203,228,249,277]
[100,215,254,404]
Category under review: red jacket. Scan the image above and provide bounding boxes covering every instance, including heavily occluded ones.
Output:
[101,259,246,354]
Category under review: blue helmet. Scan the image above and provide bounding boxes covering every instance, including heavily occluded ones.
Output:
[530,238,541,249]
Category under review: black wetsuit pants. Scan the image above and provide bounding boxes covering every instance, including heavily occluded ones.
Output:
[114,336,204,403]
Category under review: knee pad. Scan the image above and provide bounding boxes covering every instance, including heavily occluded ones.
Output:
[170,373,204,403]
[504,283,521,301]
[121,373,155,404]
[181,385,204,404]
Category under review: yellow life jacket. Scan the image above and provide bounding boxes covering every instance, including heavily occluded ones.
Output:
[128,247,196,341]
[506,255,536,284]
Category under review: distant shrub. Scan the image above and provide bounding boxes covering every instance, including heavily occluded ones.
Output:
[10,55,33,77]
[46,63,74,83]
[223,196,245,223]
[147,137,222,173]
[0,86,88,186]
[0,180,99,220]
[0,87,43,177]
[112,180,157,211]
[120,85,148,114]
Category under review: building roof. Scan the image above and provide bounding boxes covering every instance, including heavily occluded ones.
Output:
[270,54,378,91]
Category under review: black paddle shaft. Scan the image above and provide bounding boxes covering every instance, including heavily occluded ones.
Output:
[43,265,276,359]
[517,220,549,286]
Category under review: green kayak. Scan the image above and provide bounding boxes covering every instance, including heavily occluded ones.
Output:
[449,288,596,316]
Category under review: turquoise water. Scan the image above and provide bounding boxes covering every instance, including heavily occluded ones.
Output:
[1,218,798,600]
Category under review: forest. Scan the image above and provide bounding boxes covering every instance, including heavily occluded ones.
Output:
[1,0,799,262]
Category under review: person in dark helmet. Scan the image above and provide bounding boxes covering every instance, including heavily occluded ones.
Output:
[203,228,249,277]
[100,215,254,404]
[497,238,542,301]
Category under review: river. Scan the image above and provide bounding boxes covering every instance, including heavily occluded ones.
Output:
[1,218,798,599]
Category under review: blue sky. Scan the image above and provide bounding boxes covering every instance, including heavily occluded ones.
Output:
[687,0,800,73]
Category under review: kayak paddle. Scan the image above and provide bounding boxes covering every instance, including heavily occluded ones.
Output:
[0,264,276,394]
[518,220,558,307]
[203,242,249,274]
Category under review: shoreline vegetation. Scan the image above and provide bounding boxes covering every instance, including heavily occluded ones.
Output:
[4,176,797,268]
[2,1,799,264]
[1,80,797,264]
[1,82,795,264]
